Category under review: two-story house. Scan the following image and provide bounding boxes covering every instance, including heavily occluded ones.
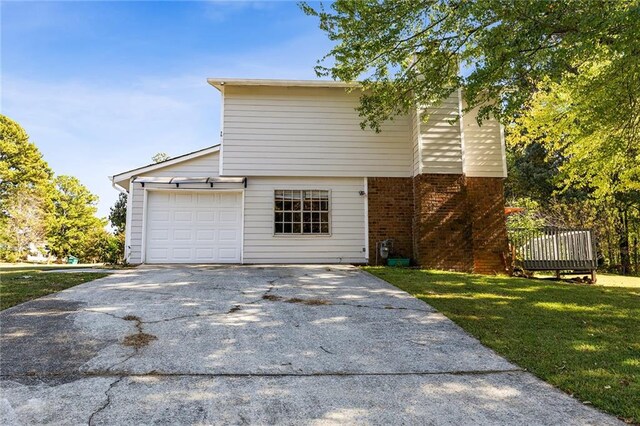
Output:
[110,78,508,274]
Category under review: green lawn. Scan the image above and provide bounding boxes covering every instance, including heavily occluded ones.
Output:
[595,274,640,288]
[0,263,107,272]
[365,267,640,424]
[0,270,109,310]
[535,272,640,289]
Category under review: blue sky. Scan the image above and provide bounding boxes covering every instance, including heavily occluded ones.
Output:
[1,0,330,218]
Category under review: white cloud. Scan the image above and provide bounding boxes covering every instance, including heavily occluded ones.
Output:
[2,75,219,218]
[1,29,334,219]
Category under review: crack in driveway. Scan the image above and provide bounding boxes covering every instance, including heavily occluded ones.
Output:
[3,368,526,380]
[1,265,623,426]
[87,376,123,426]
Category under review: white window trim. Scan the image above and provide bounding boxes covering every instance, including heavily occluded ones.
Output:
[272,189,332,237]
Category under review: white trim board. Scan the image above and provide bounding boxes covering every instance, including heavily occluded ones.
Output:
[111,145,220,185]
[124,178,134,262]
[141,188,148,263]
[141,188,245,264]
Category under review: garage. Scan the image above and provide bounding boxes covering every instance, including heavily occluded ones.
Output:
[144,190,242,263]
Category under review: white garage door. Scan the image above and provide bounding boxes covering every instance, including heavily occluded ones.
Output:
[145,191,242,263]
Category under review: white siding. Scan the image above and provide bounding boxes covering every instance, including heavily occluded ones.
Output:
[243,177,367,264]
[128,181,144,264]
[461,102,507,177]
[221,86,412,177]
[126,152,220,263]
[138,153,220,177]
[411,108,420,176]
[418,92,464,174]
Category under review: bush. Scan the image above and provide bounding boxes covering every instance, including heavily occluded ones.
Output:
[78,229,125,264]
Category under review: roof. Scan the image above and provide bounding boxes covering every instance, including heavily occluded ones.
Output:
[110,145,220,189]
[207,78,358,92]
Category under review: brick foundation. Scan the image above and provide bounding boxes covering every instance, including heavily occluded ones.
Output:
[367,174,507,274]
[367,177,414,265]
[412,174,473,271]
[467,177,508,274]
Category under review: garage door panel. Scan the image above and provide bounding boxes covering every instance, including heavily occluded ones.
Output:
[218,248,239,262]
[149,210,170,221]
[196,230,216,241]
[172,229,193,241]
[172,248,192,261]
[219,193,242,207]
[149,229,169,241]
[196,211,216,222]
[195,248,215,259]
[148,248,169,261]
[149,193,171,205]
[197,193,215,205]
[175,193,195,204]
[173,211,193,222]
[145,191,242,264]
[219,230,238,242]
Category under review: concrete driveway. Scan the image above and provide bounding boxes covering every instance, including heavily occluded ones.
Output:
[0,265,620,425]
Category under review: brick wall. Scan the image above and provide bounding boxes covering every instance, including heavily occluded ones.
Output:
[412,174,474,271]
[367,177,414,265]
[366,174,507,274]
[467,177,508,274]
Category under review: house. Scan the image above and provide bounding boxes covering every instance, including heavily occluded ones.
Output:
[110,78,508,274]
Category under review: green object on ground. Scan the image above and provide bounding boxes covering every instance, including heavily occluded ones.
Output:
[0,270,109,310]
[365,267,640,424]
[67,256,78,265]
[387,258,410,267]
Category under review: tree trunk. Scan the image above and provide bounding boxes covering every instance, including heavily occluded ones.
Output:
[606,217,615,270]
[633,235,639,276]
[618,208,631,275]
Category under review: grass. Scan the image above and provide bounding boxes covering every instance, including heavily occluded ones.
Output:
[595,274,640,288]
[0,269,109,310]
[365,267,640,424]
[0,263,125,272]
[534,272,640,289]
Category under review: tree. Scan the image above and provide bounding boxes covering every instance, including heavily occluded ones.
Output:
[505,142,558,202]
[301,1,639,130]
[510,59,640,274]
[47,175,105,259]
[109,193,127,235]
[0,115,55,261]
[152,152,170,163]
[80,226,124,264]
[0,115,54,214]
[0,185,49,261]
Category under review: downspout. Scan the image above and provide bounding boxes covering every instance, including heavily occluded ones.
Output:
[110,176,128,194]
[109,176,131,263]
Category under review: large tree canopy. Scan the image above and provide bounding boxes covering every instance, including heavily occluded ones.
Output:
[511,61,640,205]
[302,0,639,130]
[0,115,53,212]
[47,175,105,258]
[510,58,640,273]
[0,116,123,263]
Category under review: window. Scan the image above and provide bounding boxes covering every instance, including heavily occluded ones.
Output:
[274,190,330,235]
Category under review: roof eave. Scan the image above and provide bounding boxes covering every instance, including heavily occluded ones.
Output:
[206,78,360,92]
[110,145,220,187]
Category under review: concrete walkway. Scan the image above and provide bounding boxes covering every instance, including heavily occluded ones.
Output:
[0,265,620,425]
